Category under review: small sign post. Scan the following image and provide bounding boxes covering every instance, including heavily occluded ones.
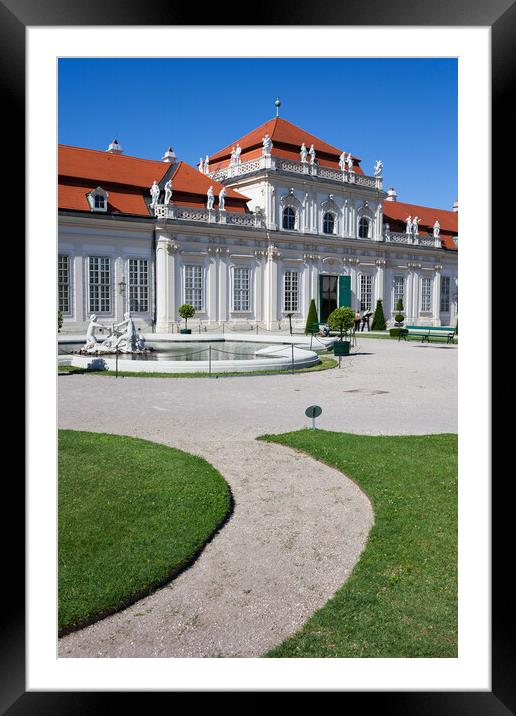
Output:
[305,404,322,430]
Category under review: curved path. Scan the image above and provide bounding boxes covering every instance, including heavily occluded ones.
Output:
[58,338,456,657]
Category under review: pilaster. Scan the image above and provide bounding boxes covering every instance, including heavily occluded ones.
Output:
[433,264,443,326]
[155,235,180,332]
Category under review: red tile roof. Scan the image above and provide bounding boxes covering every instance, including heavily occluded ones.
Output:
[58,145,250,216]
[59,145,170,188]
[383,200,458,250]
[207,117,363,173]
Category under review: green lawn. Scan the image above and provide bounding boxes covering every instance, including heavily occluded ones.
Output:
[57,356,337,379]
[258,430,457,658]
[58,430,231,634]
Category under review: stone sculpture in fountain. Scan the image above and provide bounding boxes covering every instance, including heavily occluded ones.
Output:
[80,313,147,354]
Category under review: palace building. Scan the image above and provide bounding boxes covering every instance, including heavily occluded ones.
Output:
[58,114,458,334]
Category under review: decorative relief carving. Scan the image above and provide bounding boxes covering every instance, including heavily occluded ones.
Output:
[267,244,281,261]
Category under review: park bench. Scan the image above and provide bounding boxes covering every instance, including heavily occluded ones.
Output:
[399,325,457,343]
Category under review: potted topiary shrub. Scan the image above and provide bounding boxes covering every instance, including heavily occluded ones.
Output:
[178,303,195,334]
[57,309,63,333]
[328,306,355,356]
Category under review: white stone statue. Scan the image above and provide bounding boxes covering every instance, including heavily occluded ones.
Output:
[309,144,316,165]
[346,153,353,171]
[207,185,214,210]
[230,146,237,166]
[412,216,420,235]
[339,152,346,171]
[198,157,204,173]
[150,180,160,207]
[235,144,242,163]
[405,215,412,234]
[84,314,104,350]
[262,134,272,156]
[219,186,226,211]
[300,143,308,163]
[82,312,145,354]
[112,312,143,353]
[374,159,383,177]
[203,155,209,174]
[164,178,173,205]
[433,220,440,237]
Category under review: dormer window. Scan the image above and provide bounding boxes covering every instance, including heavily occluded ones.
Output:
[87,187,109,213]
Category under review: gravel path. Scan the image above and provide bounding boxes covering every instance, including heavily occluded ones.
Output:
[58,338,457,657]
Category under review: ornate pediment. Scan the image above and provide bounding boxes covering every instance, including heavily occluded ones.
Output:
[321,194,340,214]
[280,188,302,209]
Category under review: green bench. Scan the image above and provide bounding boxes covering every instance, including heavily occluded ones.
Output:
[400,325,457,343]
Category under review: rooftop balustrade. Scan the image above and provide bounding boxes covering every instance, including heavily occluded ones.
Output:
[208,154,382,189]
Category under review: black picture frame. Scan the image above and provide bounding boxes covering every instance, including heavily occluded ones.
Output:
[7,0,506,711]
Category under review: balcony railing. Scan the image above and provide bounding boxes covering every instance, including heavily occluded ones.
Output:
[384,231,441,248]
[208,154,382,189]
[154,204,264,228]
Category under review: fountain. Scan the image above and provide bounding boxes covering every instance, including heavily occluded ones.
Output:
[79,313,149,355]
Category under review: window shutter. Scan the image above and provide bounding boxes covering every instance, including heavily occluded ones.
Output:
[339,275,351,307]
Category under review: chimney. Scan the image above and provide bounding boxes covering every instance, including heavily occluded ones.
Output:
[385,187,397,202]
[452,199,458,212]
[107,139,123,154]
[162,147,177,163]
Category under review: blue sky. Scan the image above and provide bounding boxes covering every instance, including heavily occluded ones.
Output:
[58,58,457,209]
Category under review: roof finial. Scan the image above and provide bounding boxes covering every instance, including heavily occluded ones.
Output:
[275,97,281,118]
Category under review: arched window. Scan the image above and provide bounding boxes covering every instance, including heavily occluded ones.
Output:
[282,207,296,231]
[323,212,335,234]
[358,217,370,238]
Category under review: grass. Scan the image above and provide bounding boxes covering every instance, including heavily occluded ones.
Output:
[57,356,337,378]
[258,430,457,658]
[58,430,231,634]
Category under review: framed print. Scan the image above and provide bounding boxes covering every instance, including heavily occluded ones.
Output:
[5,0,510,710]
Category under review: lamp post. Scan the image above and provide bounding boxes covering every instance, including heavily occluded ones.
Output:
[286,313,293,336]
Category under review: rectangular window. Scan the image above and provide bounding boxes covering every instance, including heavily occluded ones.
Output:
[128,259,149,313]
[440,276,450,313]
[233,267,250,311]
[284,271,299,312]
[58,255,70,313]
[184,265,203,311]
[359,274,372,312]
[421,277,432,312]
[393,275,404,309]
[89,256,111,313]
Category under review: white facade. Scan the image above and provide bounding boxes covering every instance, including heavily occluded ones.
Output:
[58,153,458,333]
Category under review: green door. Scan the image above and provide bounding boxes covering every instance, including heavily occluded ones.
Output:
[338,275,351,308]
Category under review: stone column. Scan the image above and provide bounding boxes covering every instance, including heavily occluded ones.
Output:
[254,249,266,323]
[74,254,84,323]
[375,258,386,306]
[433,264,442,326]
[207,248,218,323]
[408,262,421,323]
[265,245,280,329]
[155,235,180,333]
[218,248,229,322]
[348,258,359,310]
